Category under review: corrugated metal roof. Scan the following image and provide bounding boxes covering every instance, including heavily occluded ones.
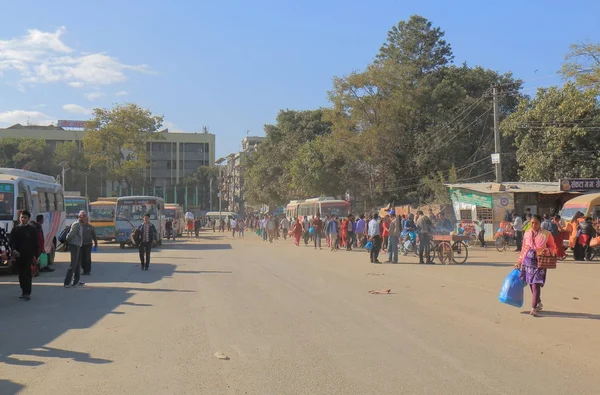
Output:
[445,182,563,194]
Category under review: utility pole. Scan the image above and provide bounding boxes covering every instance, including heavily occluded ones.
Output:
[493,86,503,183]
[209,178,213,211]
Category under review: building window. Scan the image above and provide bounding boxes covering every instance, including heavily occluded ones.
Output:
[459,210,472,221]
[476,207,493,223]
[167,162,171,169]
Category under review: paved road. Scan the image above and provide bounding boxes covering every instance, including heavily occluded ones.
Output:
[1,232,600,394]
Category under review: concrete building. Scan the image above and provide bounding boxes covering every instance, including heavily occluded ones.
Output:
[0,123,216,195]
[221,136,265,215]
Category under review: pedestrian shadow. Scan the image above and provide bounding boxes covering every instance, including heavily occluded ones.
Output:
[520,310,600,320]
[173,270,233,274]
[0,380,24,395]
[0,282,193,374]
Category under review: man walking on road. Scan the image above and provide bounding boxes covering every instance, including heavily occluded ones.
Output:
[81,212,98,275]
[416,210,433,264]
[312,213,323,250]
[368,213,382,263]
[64,210,85,287]
[386,210,399,263]
[280,217,289,240]
[138,213,157,271]
[10,210,40,300]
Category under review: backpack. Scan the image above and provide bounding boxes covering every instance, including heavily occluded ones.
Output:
[58,225,70,244]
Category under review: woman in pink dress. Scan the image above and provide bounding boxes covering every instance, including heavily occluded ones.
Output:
[516,215,557,317]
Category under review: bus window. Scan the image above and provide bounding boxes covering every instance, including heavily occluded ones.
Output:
[56,193,64,211]
[47,193,56,211]
[39,192,48,212]
[0,184,15,220]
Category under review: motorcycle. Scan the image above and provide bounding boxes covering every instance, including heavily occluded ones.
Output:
[401,230,418,254]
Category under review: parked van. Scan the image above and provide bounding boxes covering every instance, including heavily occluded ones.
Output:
[560,193,600,222]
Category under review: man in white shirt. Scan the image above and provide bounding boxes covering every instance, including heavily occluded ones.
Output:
[368,213,382,263]
[513,214,523,252]
[230,218,237,237]
[280,217,290,240]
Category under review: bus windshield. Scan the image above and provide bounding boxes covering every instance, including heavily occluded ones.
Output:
[89,205,115,222]
[164,208,176,219]
[116,199,158,221]
[320,205,346,217]
[65,197,88,219]
[0,183,15,221]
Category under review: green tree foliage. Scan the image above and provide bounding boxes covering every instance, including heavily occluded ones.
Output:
[83,103,164,191]
[0,138,20,168]
[182,165,219,208]
[501,83,600,181]
[243,109,333,205]
[561,42,600,90]
[12,139,55,173]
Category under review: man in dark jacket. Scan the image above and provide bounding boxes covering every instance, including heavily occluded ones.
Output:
[577,217,597,261]
[10,210,40,301]
[137,213,157,271]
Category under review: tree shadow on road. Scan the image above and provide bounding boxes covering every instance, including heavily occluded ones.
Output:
[0,380,24,395]
[520,310,600,320]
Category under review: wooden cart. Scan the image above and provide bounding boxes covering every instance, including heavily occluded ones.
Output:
[431,234,471,265]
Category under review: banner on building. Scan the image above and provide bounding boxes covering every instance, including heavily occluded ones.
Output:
[560,179,600,191]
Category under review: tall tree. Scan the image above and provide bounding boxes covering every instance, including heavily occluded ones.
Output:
[12,139,55,173]
[561,42,600,90]
[376,14,453,73]
[83,103,164,192]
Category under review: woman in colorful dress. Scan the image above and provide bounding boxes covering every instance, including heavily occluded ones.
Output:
[516,214,557,317]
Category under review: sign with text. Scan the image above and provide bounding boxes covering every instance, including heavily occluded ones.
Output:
[450,189,493,208]
[57,120,86,129]
[560,179,600,191]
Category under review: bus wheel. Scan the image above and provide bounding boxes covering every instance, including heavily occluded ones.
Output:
[120,243,125,249]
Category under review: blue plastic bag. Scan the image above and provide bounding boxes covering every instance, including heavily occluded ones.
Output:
[365,241,373,250]
[309,227,315,234]
[92,245,98,252]
[498,268,525,308]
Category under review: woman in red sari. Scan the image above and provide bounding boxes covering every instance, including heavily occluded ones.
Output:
[340,218,348,249]
[292,219,303,247]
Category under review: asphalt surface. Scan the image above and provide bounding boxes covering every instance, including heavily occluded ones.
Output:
[1,232,600,395]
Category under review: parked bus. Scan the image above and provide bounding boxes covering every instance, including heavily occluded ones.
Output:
[164,203,184,237]
[65,193,89,220]
[115,196,165,248]
[296,197,348,219]
[89,198,117,241]
[205,211,239,222]
[0,168,66,270]
[285,200,305,220]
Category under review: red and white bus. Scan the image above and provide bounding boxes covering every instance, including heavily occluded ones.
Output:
[287,197,348,220]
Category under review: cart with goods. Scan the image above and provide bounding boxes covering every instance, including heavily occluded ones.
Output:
[431,234,471,264]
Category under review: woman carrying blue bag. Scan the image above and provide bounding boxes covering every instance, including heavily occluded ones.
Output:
[514,214,557,317]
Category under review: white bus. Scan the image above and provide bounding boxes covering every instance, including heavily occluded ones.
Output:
[115,196,165,248]
[205,211,239,221]
[0,168,66,269]
[296,197,348,219]
[64,194,89,221]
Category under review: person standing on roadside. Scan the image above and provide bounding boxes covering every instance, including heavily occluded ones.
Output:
[513,214,523,252]
[29,214,45,277]
[355,214,366,248]
[64,210,85,288]
[312,213,323,250]
[327,215,339,251]
[80,211,98,276]
[165,218,174,241]
[266,215,276,243]
[416,210,433,264]
[280,216,289,240]
[386,210,400,263]
[345,214,355,251]
[10,210,40,300]
[368,213,382,263]
[238,218,245,237]
[231,217,238,238]
[137,213,157,271]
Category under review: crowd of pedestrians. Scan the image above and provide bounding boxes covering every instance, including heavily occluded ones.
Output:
[244,210,454,265]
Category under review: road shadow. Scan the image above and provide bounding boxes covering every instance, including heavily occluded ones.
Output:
[168,243,232,251]
[520,310,600,320]
[173,270,232,274]
[0,281,194,371]
[462,262,515,267]
[0,380,24,395]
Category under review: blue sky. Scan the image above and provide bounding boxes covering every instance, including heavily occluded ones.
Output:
[1,0,598,158]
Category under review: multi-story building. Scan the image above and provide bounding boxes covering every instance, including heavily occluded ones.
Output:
[0,123,215,202]
[221,136,265,215]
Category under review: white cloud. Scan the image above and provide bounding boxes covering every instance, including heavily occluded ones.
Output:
[0,110,54,126]
[0,27,153,89]
[62,104,91,115]
[115,90,128,96]
[85,92,105,101]
[163,121,187,133]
